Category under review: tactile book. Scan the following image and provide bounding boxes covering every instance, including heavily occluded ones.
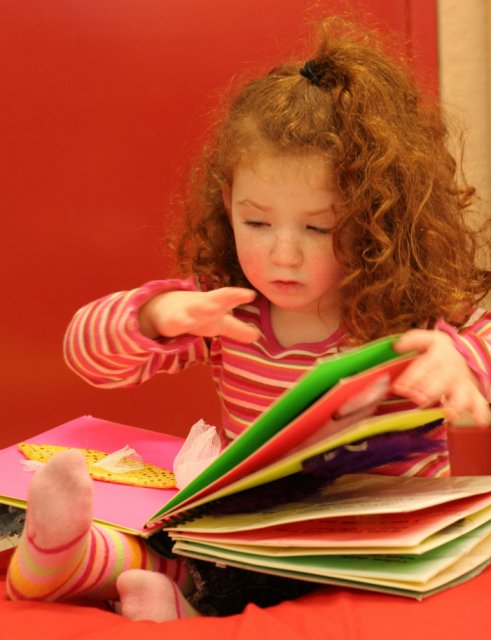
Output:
[3,335,491,597]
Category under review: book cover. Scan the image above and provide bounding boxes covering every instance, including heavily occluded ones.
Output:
[0,416,183,535]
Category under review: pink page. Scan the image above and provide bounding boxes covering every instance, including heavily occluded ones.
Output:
[172,492,491,549]
[0,416,183,535]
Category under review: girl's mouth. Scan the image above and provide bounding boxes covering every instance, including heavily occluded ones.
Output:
[271,280,303,292]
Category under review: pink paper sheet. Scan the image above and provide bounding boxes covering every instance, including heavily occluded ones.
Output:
[172,492,491,548]
[0,416,183,534]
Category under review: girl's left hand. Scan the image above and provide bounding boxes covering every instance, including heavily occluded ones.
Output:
[393,329,491,427]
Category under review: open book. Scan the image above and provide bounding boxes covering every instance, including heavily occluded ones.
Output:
[144,335,444,530]
[2,335,491,598]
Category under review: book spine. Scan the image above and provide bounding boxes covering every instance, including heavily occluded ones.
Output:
[145,504,210,532]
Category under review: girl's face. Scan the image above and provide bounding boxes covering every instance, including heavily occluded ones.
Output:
[224,152,344,318]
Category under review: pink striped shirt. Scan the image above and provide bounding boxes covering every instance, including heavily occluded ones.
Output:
[64,279,491,478]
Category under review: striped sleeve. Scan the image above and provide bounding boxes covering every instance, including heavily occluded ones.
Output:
[436,309,491,397]
[63,279,209,388]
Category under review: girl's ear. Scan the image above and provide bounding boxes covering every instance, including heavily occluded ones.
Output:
[222,183,232,218]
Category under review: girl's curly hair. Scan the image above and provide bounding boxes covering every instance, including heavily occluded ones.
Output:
[176,17,490,344]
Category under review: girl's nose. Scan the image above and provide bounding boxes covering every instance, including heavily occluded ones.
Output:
[270,235,302,267]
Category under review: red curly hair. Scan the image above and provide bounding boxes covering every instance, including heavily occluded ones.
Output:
[176,17,490,344]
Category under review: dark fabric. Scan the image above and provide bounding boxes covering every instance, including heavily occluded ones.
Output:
[0,505,25,548]
[147,530,318,616]
[187,559,318,617]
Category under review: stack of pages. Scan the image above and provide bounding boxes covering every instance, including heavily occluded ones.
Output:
[168,473,491,598]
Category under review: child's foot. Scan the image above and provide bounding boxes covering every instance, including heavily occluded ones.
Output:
[26,449,93,549]
[7,449,93,600]
[117,569,197,621]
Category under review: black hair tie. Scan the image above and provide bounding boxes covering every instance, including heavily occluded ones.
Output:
[300,59,339,88]
[300,60,324,86]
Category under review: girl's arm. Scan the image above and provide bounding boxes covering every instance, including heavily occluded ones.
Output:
[63,279,206,388]
[64,280,258,388]
[393,309,491,427]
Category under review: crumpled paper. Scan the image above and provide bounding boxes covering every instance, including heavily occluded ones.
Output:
[173,419,223,489]
[91,445,144,473]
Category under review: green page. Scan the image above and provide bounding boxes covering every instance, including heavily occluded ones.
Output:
[149,335,401,522]
[172,539,491,600]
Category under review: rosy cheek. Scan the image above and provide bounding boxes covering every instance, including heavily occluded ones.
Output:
[236,244,260,272]
[235,232,268,277]
[308,244,342,280]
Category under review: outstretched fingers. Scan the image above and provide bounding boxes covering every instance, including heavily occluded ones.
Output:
[176,287,260,342]
[206,287,258,309]
[219,314,261,343]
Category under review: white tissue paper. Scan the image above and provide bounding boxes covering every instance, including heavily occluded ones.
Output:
[173,419,223,489]
[91,445,145,473]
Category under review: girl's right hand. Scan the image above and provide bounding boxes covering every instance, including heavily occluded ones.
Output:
[138,287,260,343]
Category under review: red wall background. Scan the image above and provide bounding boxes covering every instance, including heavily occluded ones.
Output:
[0,0,438,447]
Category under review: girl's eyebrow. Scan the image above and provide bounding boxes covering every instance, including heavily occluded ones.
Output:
[305,207,335,217]
[237,199,271,212]
[237,199,335,217]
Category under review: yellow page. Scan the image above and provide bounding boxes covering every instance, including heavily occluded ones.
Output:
[163,408,445,518]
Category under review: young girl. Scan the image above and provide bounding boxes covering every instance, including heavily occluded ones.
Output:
[7,17,491,620]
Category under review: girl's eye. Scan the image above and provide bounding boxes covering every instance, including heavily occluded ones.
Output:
[244,220,269,228]
[306,225,332,235]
